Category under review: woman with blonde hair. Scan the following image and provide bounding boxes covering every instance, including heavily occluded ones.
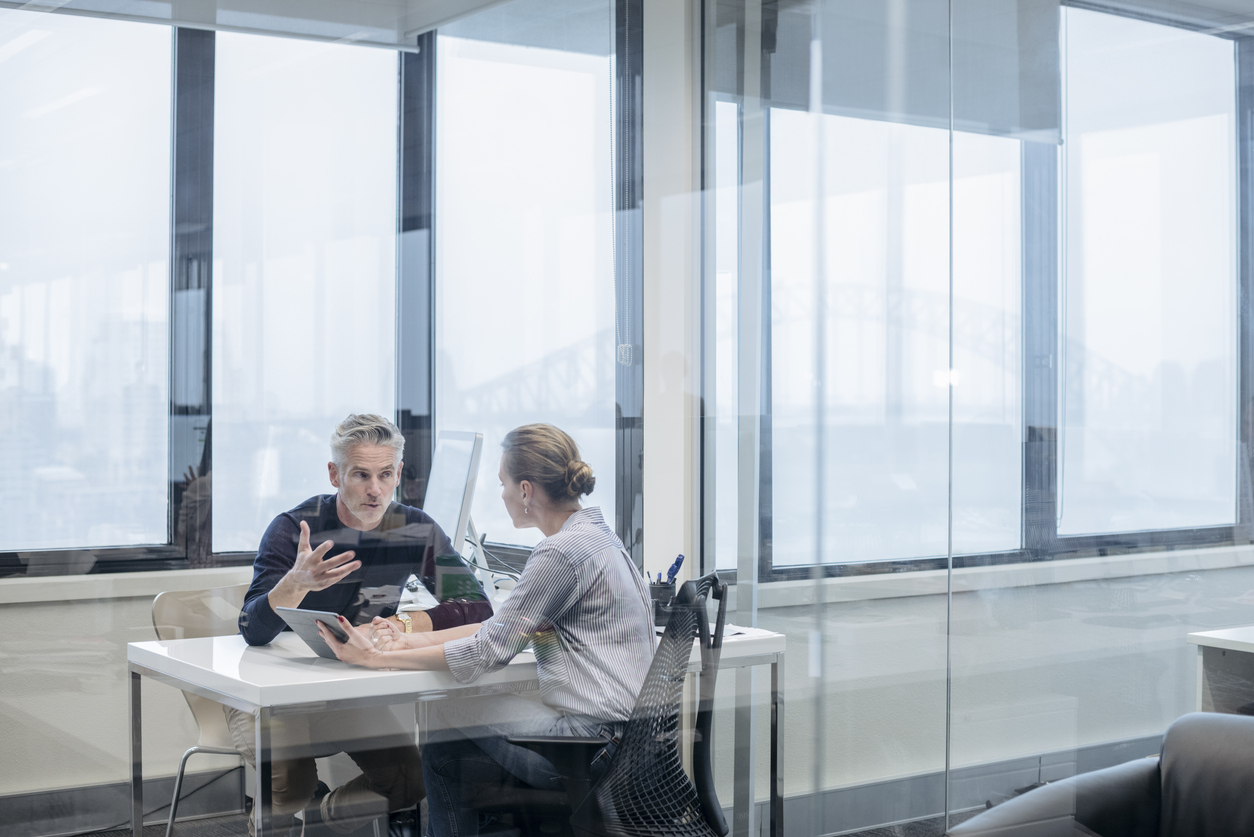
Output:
[319,423,654,837]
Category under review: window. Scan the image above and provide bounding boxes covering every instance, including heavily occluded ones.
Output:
[434,0,617,549]
[0,11,170,551]
[1058,8,1237,536]
[741,112,1022,568]
[211,33,399,552]
[712,2,1241,575]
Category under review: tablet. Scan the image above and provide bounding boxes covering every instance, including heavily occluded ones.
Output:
[275,607,351,660]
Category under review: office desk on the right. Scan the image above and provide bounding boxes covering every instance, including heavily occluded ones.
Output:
[1187,625,1254,713]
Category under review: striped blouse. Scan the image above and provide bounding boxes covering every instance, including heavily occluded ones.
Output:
[442,506,655,721]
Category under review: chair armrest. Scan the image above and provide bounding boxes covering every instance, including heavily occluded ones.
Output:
[947,758,1160,837]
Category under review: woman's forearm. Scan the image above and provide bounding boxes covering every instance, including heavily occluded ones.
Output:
[400,622,481,650]
[373,643,452,671]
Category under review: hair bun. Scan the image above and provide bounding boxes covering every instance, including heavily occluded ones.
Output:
[565,460,596,498]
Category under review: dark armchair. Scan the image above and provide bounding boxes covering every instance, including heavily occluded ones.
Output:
[947,712,1254,837]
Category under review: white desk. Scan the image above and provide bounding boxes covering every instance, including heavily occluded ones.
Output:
[128,629,785,837]
[1187,625,1254,714]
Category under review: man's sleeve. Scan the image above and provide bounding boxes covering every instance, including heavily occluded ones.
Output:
[238,515,298,645]
[414,514,495,631]
[442,543,577,683]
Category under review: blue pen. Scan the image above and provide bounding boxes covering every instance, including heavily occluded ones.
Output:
[665,554,685,584]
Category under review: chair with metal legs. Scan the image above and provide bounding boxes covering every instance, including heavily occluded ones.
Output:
[151,583,249,837]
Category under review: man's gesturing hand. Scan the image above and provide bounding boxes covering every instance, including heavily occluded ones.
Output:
[267,520,361,612]
[288,520,359,592]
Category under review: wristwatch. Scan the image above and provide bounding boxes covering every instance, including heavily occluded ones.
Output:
[395,611,414,633]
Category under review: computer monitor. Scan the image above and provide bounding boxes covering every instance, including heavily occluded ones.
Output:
[421,430,483,553]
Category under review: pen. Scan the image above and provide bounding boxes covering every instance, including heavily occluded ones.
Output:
[665,554,685,585]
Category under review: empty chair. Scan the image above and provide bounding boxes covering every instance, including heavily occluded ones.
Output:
[151,583,249,837]
[948,711,1254,837]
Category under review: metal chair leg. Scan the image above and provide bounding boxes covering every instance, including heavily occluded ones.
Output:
[165,746,242,837]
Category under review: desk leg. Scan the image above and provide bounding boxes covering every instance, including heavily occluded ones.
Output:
[255,707,273,837]
[1197,647,1204,712]
[733,666,755,837]
[130,669,143,837]
[770,654,784,837]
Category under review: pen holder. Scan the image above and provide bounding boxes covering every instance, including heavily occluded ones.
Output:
[649,581,676,627]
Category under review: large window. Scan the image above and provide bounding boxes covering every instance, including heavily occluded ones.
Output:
[1058,8,1237,536]
[434,0,617,549]
[713,2,1241,575]
[718,113,1022,569]
[0,11,171,551]
[212,33,399,551]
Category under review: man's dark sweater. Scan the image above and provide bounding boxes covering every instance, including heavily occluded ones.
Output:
[239,494,493,645]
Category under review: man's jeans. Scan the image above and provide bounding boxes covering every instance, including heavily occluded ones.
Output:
[224,704,423,834]
[421,693,621,837]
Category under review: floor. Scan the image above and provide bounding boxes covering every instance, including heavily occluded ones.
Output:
[82,808,984,837]
[88,814,249,837]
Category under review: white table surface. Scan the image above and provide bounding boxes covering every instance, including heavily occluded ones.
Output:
[127,627,786,710]
[1186,625,1254,653]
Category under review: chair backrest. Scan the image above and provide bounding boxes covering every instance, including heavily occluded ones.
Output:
[151,583,249,751]
[1160,712,1254,837]
[692,577,729,836]
[586,571,729,837]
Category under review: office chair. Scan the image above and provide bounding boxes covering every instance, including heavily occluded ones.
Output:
[509,571,730,837]
[151,583,249,837]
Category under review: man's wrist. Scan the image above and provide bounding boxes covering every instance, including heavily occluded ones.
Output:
[272,576,296,599]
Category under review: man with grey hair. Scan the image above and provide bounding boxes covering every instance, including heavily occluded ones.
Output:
[232,413,492,836]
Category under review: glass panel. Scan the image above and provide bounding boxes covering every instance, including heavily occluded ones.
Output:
[948,5,1254,834]
[713,97,739,571]
[212,32,398,552]
[434,0,616,549]
[0,10,170,551]
[1058,8,1237,536]
[708,1,955,833]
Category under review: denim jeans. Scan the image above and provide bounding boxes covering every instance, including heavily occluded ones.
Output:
[421,693,621,837]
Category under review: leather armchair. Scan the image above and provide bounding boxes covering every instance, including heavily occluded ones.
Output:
[947,712,1254,837]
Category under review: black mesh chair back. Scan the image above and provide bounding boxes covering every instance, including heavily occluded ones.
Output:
[580,571,729,837]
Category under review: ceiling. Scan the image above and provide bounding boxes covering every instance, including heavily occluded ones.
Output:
[0,0,516,49]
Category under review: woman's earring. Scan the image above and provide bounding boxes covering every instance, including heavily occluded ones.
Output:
[524,505,530,515]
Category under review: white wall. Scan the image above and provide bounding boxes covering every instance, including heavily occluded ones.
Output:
[710,545,1254,809]
[0,568,249,797]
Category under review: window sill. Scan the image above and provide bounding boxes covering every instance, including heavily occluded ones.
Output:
[725,542,1254,610]
[0,565,252,606]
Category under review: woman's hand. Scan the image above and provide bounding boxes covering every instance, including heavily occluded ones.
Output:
[369,616,405,652]
[317,615,385,668]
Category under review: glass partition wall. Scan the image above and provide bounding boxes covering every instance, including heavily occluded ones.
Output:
[708,0,1254,833]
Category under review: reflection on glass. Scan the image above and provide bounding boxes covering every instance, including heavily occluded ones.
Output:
[212,32,398,552]
[713,98,739,570]
[0,10,170,550]
[435,0,616,548]
[1059,9,1237,535]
